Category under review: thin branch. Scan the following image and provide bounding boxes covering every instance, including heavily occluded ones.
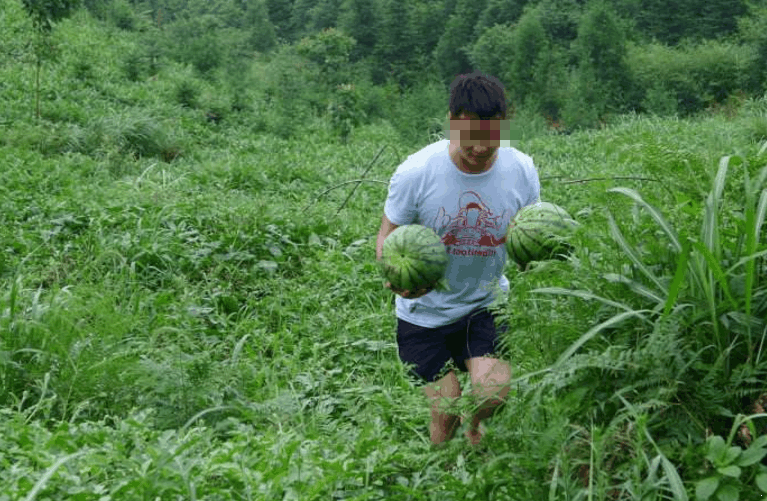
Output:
[301,179,388,213]
[541,176,662,184]
[336,145,388,216]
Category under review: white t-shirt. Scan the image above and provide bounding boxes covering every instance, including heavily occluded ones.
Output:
[384,139,540,328]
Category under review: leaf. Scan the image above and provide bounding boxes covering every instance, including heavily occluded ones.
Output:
[690,240,738,311]
[715,483,739,501]
[724,446,742,465]
[716,465,741,479]
[604,273,665,306]
[755,473,767,493]
[701,157,729,258]
[735,445,767,467]
[24,451,87,501]
[663,238,690,318]
[532,287,638,313]
[608,187,682,252]
[660,455,688,501]
[553,309,648,368]
[607,212,666,294]
[695,477,719,501]
[706,436,726,462]
[257,260,279,275]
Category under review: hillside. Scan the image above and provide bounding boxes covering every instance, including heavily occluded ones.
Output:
[2,2,767,500]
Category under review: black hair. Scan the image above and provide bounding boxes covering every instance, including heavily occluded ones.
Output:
[448,71,508,120]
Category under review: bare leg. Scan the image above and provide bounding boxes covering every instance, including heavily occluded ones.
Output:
[465,357,512,445]
[423,370,462,446]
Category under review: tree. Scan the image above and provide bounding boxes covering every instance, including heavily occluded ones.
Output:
[374,0,415,86]
[337,0,379,61]
[21,0,81,118]
[563,0,633,127]
[433,0,489,82]
[613,0,748,44]
[295,27,356,87]
[737,3,767,93]
[535,0,582,47]
[507,6,550,106]
[475,0,529,32]
[244,0,277,52]
[264,0,294,41]
[468,23,516,81]
[308,0,342,33]
[409,0,447,66]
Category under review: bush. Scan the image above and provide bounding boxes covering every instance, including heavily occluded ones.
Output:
[627,41,756,116]
[468,23,516,84]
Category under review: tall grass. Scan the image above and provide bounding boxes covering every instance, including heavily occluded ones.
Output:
[3,2,767,499]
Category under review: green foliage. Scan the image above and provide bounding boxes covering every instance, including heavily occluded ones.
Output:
[475,0,530,32]
[21,0,81,32]
[628,41,756,116]
[738,3,767,94]
[243,0,278,52]
[562,0,634,128]
[326,83,366,142]
[613,0,748,44]
[535,0,582,45]
[6,4,767,499]
[374,0,417,86]
[105,0,142,30]
[506,6,551,108]
[694,432,767,501]
[263,0,294,40]
[337,0,379,61]
[468,23,516,83]
[295,27,356,87]
[433,0,488,82]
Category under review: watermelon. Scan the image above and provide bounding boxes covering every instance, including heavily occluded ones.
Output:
[381,225,449,292]
[506,202,578,267]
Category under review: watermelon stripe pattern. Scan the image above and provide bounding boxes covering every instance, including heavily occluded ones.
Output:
[506,202,578,267]
[382,225,448,292]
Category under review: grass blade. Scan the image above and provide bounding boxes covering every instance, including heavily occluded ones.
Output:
[755,189,767,247]
[690,240,738,311]
[554,310,649,368]
[607,212,666,294]
[701,157,729,256]
[604,273,666,307]
[660,455,689,501]
[663,238,690,319]
[608,187,682,252]
[24,451,87,501]
[532,287,638,313]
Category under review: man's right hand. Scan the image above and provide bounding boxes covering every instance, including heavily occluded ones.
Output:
[384,281,432,299]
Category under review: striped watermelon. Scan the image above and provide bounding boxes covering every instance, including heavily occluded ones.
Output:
[381,225,448,292]
[506,202,578,267]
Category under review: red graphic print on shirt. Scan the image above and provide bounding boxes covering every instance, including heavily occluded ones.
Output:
[436,191,510,256]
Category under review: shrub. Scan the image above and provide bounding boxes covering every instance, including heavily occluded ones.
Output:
[174,78,199,109]
[468,23,516,84]
[627,41,755,116]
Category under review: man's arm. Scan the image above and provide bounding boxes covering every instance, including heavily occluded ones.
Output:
[376,214,400,261]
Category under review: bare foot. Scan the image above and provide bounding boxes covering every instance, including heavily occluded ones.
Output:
[461,416,486,445]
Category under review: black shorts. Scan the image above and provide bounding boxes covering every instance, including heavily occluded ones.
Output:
[396,308,508,384]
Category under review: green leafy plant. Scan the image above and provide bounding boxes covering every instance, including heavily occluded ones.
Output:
[20,0,81,118]
[694,422,767,501]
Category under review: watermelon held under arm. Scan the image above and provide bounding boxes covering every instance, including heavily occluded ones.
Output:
[506,202,579,267]
[380,225,449,293]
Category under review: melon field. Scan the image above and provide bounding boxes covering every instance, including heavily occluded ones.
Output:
[3,4,767,501]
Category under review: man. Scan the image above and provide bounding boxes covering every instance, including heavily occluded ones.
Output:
[375,72,540,446]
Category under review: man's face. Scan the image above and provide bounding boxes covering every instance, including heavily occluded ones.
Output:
[448,112,510,171]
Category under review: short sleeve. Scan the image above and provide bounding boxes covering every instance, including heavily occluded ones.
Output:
[384,168,418,226]
[524,156,541,207]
